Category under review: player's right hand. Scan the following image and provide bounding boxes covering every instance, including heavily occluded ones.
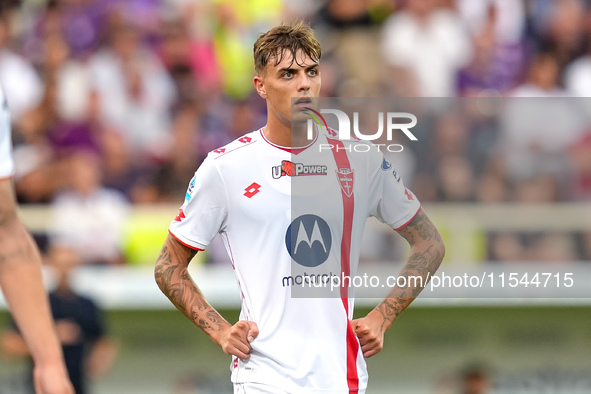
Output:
[33,362,74,394]
[220,320,259,360]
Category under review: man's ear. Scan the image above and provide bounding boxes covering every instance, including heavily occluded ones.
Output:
[254,75,267,99]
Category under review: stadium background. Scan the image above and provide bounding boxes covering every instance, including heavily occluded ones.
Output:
[1,0,591,392]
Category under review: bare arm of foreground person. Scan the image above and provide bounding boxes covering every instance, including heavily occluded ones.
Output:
[155,234,259,359]
[0,179,74,394]
[352,208,445,357]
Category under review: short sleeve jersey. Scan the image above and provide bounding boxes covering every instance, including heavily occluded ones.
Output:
[169,128,420,393]
[0,87,14,179]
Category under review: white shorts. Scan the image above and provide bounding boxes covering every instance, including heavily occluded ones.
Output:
[233,382,289,394]
[233,383,366,394]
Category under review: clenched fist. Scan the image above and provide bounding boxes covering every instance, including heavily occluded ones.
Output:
[219,320,259,359]
[350,311,386,358]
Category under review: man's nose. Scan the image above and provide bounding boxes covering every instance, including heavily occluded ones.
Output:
[297,72,311,91]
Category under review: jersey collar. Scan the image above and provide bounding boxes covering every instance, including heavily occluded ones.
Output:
[259,128,318,155]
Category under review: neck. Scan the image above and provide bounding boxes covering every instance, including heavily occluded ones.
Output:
[263,112,315,148]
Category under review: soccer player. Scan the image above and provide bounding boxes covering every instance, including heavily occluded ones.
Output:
[155,22,445,393]
[0,86,74,394]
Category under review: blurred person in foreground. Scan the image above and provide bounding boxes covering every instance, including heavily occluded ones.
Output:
[0,86,73,394]
[155,21,444,393]
[1,244,117,394]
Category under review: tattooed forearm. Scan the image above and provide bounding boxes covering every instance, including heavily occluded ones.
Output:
[155,237,229,337]
[376,298,404,331]
[198,318,215,331]
[375,208,445,330]
[396,209,443,246]
[405,245,443,279]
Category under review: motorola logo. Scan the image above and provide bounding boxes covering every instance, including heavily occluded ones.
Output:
[285,215,332,267]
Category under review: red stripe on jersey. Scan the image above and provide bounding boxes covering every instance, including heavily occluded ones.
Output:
[326,137,359,393]
[259,129,318,155]
[168,229,205,251]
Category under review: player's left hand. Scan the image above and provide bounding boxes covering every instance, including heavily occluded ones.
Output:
[350,310,385,358]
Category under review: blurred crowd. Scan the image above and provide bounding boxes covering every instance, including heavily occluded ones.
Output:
[1,0,590,264]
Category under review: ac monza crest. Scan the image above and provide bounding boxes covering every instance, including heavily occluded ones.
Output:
[336,168,354,198]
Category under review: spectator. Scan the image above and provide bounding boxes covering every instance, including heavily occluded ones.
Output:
[456,0,527,95]
[527,233,578,262]
[456,0,525,45]
[529,0,586,70]
[502,53,585,182]
[381,0,473,97]
[564,53,591,96]
[436,155,475,202]
[563,26,591,96]
[23,0,107,63]
[88,18,177,162]
[158,16,221,100]
[315,0,388,96]
[12,77,71,203]
[475,171,507,203]
[510,52,568,97]
[0,12,44,121]
[49,152,129,265]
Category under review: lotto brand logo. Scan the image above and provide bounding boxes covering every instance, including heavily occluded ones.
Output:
[285,215,332,267]
[244,182,261,198]
[213,148,225,154]
[271,160,328,179]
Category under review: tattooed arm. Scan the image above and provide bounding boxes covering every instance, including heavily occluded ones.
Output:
[155,234,258,359]
[351,207,445,357]
[0,179,74,394]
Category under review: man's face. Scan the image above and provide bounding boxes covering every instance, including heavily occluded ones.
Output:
[255,49,321,127]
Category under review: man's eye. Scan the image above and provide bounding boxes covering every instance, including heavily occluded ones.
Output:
[308,69,317,76]
[283,72,293,78]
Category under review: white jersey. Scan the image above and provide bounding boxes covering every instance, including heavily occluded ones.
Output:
[0,87,14,179]
[169,128,420,393]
